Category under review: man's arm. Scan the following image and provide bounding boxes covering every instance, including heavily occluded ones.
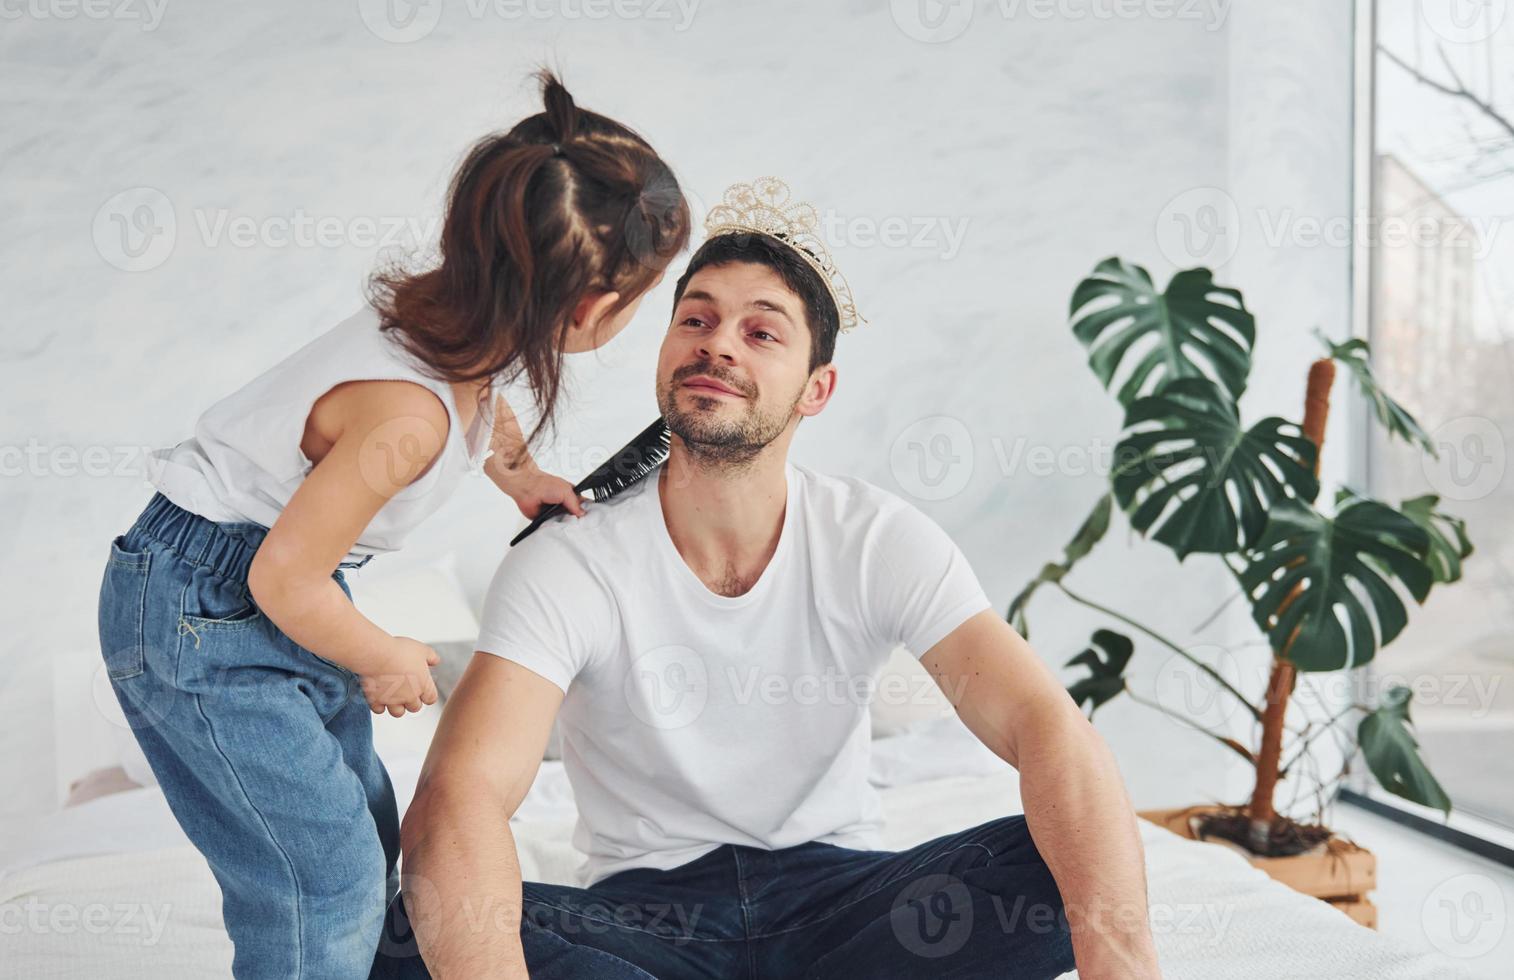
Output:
[921,609,1161,980]
[399,652,564,979]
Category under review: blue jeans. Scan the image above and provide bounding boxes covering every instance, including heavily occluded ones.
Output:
[370,814,1074,979]
[98,492,398,979]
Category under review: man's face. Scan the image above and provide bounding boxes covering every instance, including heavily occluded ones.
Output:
[656,262,829,465]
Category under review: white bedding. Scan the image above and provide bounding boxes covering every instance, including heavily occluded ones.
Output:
[0,721,1474,979]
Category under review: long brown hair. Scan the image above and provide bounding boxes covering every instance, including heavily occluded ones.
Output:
[369,69,691,463]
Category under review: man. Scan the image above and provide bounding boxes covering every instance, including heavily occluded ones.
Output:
[375,184,1161,979]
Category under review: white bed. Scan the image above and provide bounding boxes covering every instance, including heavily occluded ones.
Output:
[0,716,1473,980]
[13,559,1474,978]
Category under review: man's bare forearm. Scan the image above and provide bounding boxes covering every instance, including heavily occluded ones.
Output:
[1018,711,1161,979]
[401,782,531,979]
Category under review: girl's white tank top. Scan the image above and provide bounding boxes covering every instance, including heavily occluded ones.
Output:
[145,307,529,564]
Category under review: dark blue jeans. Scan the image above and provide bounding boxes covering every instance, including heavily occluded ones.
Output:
[371,814,1074,979]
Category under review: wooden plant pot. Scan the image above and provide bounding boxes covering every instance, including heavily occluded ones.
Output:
[1138,805,1378,929]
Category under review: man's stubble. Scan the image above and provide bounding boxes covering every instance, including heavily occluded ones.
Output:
[657,361,802,471]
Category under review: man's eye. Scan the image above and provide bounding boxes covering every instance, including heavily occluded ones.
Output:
[752,330,775,342]
[681,317,707,328]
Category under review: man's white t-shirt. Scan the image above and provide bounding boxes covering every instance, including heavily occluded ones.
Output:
[476,460,992,887]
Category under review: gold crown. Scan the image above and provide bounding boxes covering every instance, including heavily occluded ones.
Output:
[703,177,865,333]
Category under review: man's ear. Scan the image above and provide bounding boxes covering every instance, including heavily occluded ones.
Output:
[797,364,837,418]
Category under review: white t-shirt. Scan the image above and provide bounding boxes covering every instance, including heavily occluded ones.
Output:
[476,459,992,886]
[144,307,533,564]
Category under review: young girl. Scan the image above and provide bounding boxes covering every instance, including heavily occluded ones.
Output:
[96,71,690,979]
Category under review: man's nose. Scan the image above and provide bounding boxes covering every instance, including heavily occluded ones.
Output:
[696,325,740,362]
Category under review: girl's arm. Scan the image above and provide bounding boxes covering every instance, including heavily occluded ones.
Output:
[481,393,587,520]
[246,380,444,714]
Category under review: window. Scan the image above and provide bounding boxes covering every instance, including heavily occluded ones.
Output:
[1360,1,1514,837]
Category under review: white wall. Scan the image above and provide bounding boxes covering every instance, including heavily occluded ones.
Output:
[0,0,1355,837]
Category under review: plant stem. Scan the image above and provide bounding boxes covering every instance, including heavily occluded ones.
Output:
[1057,581,1263,722]
[1124,685,1256,766]
[1247,356,1337,844]
[1250,657,1297,840]
[1193,586,1246,633]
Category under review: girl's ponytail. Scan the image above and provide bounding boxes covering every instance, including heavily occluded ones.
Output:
[369,69,691,464]
[538,71,580,144]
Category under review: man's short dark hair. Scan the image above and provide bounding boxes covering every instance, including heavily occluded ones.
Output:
[671,233,840,372]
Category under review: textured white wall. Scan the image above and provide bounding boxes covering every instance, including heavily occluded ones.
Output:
[0,0,1354,836]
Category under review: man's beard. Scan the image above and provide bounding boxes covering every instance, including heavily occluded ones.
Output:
[657,363,798,468]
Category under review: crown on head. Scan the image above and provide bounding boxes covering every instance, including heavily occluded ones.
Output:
[702,177,865,333]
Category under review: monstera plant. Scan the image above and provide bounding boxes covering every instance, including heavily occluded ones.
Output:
[1010,256,1472,857]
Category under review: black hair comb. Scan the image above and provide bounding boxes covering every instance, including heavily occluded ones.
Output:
[508,416,671,547]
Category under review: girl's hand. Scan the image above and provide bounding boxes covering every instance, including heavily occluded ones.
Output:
[361,636,441,718]
[505,468,588,521]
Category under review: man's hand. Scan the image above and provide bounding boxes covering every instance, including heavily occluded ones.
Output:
[922,610,1162,979]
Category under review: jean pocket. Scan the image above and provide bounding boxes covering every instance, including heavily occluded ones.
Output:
[174,600,269,693]
[179,558,264,633]
[177,601,264,642]
[98,536,153,680]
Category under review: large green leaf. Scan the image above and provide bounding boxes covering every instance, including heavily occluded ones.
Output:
[1112,377,1319,559]
[1359,686,1452,815]
[1399,493,1473,585]
[1065,629,1133,718]
[1337,487,1473,591]
[1007,493,1112,639]
[1070,257,1256,407]
[1239,496,1432,670]
[1314,330,1437,457]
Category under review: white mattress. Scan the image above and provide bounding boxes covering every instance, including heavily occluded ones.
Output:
[0,725,1476,979]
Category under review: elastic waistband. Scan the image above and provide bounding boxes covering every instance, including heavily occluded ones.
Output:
[123,492,374,584]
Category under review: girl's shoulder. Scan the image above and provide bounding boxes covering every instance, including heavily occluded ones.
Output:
[299,376,455,472]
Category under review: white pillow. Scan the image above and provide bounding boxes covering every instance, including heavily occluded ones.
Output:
[869,645,956,737]
[345,552,479,644]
